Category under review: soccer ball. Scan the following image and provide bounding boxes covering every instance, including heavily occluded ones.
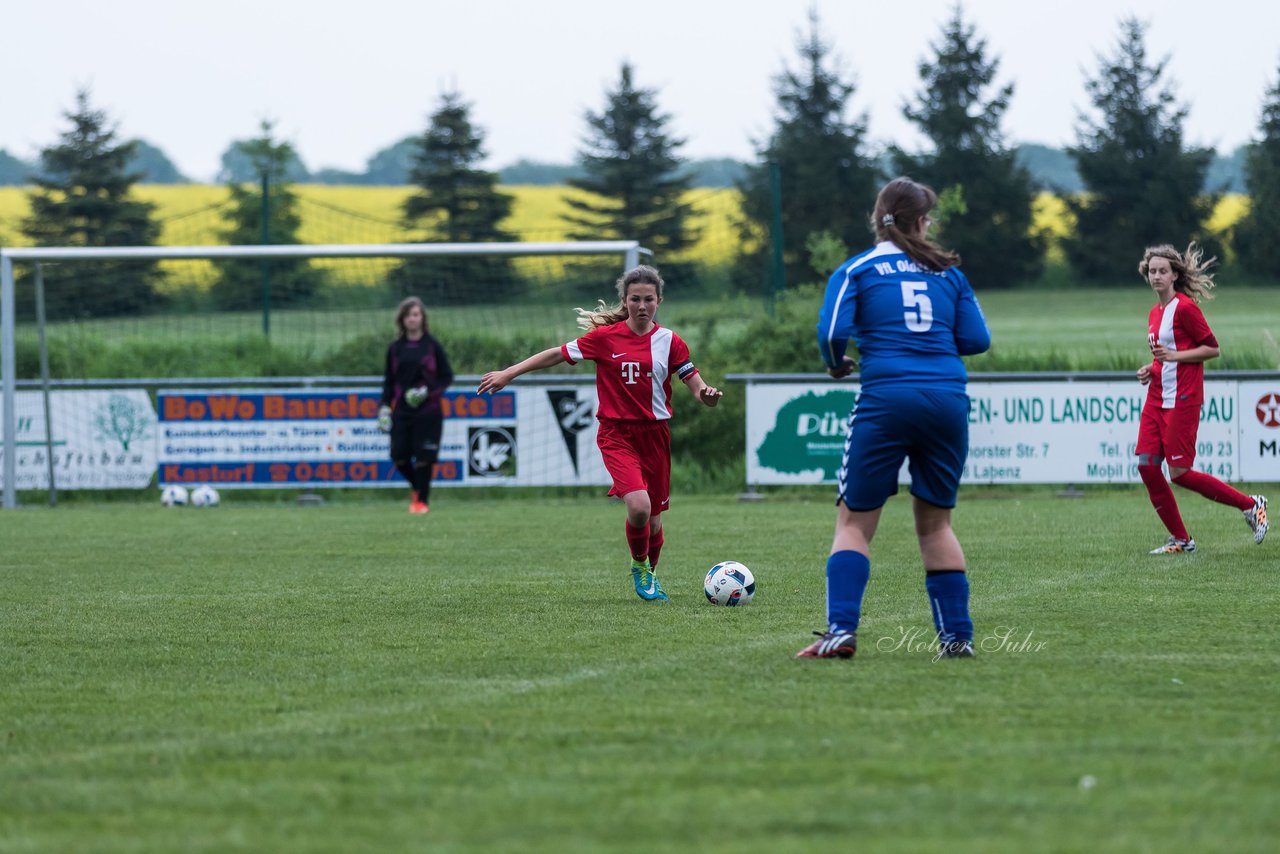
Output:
[704,561,756,606]
[191,484,221,507]
[160,485,189,507]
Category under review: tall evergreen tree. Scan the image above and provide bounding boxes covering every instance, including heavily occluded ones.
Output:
[562,63,700,270]
[892,7,1043,288]
[736,11,880,291]
[1233,60,1280,278]
[1063,18,1217,283]
[211,120,326,310]
[216,138,309,183]
[21,89,162,318]
[391,91,519,302]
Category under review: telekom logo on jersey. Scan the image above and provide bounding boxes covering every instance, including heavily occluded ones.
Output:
[620,361,643,384]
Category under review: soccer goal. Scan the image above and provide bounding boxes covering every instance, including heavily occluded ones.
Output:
[0,240,651,508]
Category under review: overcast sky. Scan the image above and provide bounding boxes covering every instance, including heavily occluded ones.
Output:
[3,0,1277,182]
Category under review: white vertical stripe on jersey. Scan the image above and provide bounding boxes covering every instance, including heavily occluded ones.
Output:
[1158,300,1178,409]
[565,340,583,363]
[823,266,857,367]
[822,241,900,366]
[650,327,673,419]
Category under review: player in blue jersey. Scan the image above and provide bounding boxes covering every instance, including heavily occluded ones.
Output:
[797,177,991,661]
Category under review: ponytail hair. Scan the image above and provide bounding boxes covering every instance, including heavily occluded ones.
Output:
[574,264,665,330]
[872,177,960,272]
[1139,243,1217,303]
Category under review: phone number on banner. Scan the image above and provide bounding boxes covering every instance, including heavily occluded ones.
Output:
[160,459,463,488]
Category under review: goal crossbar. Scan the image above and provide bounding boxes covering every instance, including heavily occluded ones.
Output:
[0,240,652,508]
[0,240,650,263]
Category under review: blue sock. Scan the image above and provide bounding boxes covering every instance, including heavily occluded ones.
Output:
[925,571,973,643]
[826,550,871,635]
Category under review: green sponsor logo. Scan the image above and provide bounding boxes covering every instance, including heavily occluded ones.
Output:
[93,394,154,452]
[757,390,857,479]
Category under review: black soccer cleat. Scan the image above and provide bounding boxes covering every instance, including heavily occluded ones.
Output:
[796,630,857,659]
[937,640,976,659]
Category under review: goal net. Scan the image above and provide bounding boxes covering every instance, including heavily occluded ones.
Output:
[0,240,650,507]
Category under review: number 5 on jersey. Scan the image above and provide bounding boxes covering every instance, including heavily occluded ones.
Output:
[901,281,933,332]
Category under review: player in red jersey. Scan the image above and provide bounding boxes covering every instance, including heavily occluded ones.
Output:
[1134,243,1268,554]
[477,265,722,600]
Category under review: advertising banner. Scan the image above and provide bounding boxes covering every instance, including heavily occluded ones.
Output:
[157,386,609,489]
[1237,382,1280,483]
[0,391,157,489]
[747,379,1271,486]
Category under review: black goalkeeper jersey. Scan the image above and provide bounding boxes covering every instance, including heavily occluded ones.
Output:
[380,334,454,414]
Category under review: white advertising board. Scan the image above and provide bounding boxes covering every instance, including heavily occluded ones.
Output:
[0,390,157,489]
[746,379,1279,486]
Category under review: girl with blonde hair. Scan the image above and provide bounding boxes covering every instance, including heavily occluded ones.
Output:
[477,265,721,601]
[1135,243,1267,553]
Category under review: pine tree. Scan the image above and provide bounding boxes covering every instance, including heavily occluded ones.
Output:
[563,63,700,275]
[1233,60,1280,278]
[736,11,880,291]
[211,120,326,310]
[1063,18,1217,283]
[21,89,162,319]
[216,139,309,183]
[892,7,1043,288]
[391,91,519,303]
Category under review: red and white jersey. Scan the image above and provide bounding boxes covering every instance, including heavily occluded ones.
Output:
[562,321,699,421]
[1146,292,1218,410]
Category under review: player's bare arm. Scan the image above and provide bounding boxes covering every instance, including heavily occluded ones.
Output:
[477,347,566,394]
[1150,343,1220,364]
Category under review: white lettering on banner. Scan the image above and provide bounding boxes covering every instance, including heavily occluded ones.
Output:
[746,380,1275,486]
[797,412,845,437]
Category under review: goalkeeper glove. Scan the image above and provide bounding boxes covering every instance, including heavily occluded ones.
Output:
[377,405,392,433]
[405,385,429,408]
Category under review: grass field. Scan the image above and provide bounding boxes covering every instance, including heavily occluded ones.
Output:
[2,489,1277,852]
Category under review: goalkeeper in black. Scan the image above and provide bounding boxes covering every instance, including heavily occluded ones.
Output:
[378,296,454,514]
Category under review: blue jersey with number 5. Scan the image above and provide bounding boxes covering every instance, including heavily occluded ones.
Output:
[817,241,991,391]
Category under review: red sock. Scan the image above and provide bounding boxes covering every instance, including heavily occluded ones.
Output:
[648,527,665,570]
[1139,464,1189,540]
[1171,469,1254,510]
[625,521,650,562]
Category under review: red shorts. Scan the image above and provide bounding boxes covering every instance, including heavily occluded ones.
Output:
[596,418,671,513]
[1135,403,1200,467]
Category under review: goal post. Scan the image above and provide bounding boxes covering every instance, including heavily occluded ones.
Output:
[0,240,651,508]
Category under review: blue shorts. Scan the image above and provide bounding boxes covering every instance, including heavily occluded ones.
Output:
[836,387,970,511]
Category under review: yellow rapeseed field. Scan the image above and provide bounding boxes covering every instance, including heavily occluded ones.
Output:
[0,184,1248,272]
